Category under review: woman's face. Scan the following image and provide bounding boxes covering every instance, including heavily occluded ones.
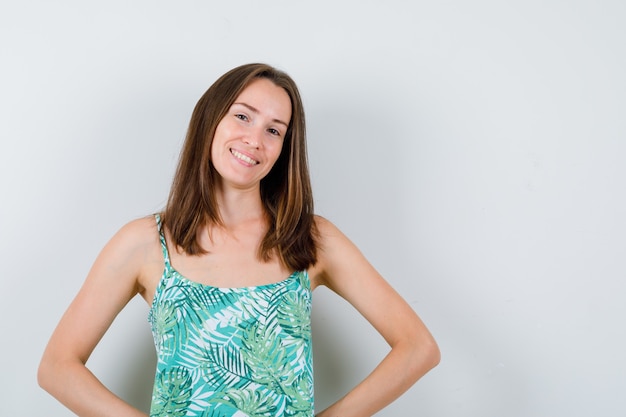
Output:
[211,78,292,191]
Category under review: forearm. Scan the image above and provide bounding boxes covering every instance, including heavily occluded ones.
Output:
[38,358,148,417]
[316,339,439,417]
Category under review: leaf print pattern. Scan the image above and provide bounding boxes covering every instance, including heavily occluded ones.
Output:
[150,367,194,417]
[215,387,279,417]
[148,215,314,417]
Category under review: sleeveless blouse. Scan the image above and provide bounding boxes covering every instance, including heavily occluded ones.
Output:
[148,215,314,416]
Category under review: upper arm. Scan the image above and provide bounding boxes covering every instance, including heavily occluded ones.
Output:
[311,217,434,348]
[43,217,159,364]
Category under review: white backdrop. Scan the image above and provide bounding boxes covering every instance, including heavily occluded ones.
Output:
[1,1,625,416]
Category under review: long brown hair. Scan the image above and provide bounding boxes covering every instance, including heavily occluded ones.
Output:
[161,63,317,271]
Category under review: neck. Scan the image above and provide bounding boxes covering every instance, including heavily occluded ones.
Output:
[215,184,266,228]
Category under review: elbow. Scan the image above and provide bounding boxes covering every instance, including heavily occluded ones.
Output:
[37,365,49,393]
[38,350,68,395]
[406,332,441,379]
[37,355,55,393]
[424,336,441,371]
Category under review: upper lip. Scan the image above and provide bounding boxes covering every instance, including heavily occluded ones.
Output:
[230,148,259,164]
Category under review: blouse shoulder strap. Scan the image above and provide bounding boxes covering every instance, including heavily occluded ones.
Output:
[154,214,171,269]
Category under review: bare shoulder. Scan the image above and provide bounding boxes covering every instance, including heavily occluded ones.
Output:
[114,215,160,246]
[313,215,340,243]
[309,215,365,290]
[311,215,343,263]
[92,216,160,271]
[90,215,163,297]
[113,215,163,291]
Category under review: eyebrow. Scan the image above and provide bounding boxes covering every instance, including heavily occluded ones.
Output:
[232,102,289,128]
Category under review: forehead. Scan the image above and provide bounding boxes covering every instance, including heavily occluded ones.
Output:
[234,78,292,122]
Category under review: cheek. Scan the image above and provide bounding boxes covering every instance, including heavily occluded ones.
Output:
[213,120,230,142]
[269,140,285,160]
[211,123,232,154]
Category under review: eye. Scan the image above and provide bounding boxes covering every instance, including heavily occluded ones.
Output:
[267,128,281,136]
[235,113,249,122]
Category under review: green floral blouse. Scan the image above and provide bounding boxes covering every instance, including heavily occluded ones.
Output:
[148,215,314,417]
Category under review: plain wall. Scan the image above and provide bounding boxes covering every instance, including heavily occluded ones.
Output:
[1,1,625,415]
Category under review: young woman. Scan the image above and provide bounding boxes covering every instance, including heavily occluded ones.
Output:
[38,63,440,417]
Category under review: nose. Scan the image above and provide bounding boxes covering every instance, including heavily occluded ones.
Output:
[243,127,263,149]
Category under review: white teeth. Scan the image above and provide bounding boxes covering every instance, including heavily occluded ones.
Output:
[231,149,258,165]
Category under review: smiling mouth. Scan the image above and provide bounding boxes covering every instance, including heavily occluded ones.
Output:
[230,149,259,165]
